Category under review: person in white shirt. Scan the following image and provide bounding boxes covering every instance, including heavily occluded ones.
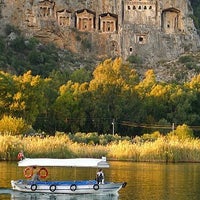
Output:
[96,168,104,184]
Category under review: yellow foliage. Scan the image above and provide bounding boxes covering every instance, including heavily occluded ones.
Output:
[0,115,30,136]
[89,57,138,92]
[14,71,41,87]
[1,133,200,162]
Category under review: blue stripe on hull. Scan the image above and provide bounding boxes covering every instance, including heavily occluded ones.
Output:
[11,180,123,195]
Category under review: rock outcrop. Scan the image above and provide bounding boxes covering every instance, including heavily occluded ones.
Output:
[0,0,199,64]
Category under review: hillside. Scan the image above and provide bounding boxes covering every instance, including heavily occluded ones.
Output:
[1,25,200,83]
[0,0,200,82]
[0,0,199,64]
[136,52,200,82]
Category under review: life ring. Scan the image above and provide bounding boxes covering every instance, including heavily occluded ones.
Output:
[70,184,77,191]
[93,184,99,190]
[24,167,33,178]
[31,184,37,191]
[49,184,56,192]
[38,167,48,179]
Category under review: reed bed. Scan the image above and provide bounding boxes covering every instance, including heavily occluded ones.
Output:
[22,135,73,158]
[1,134,200,162]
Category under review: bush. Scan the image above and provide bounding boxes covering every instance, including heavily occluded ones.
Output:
[28,50,44,65]
[141,131,161,142]
[178,55,194,64]
[168,124,194,139]
[10,36,26,52]
[0,37,5,53]
[82,39,92,50]
[0,115,30,136]
[127,55,142,64]
[4,24,21,36]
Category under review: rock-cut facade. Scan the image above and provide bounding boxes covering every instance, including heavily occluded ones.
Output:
[0,0,199,64]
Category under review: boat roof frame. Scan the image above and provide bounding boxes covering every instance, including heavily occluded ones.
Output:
[18,157,110,168]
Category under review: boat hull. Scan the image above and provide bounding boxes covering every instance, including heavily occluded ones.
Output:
[11,180,126,195]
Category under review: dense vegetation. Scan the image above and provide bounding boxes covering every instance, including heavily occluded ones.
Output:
[0,6,200,138]
[0,5,200,161]
[191,0,200,33]
[0,25,96,78]
[0,127,199,162]
[2,56,200,137]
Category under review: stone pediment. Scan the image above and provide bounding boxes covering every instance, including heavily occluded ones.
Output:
[162,7,180,13]
[76,9,95,16]
[57,9,71,14]
[99,13,117,19]
[38,0,55,7]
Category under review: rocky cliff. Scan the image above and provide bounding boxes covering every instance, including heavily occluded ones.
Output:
[0,0,199,65]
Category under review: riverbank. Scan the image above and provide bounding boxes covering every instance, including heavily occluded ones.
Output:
[1,133,200,163]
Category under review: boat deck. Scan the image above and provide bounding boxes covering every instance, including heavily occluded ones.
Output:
[16,179,110,185]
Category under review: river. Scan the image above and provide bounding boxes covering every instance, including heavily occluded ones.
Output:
[0,161,200,200]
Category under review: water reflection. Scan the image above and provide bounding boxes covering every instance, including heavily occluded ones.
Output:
[111,161,200,200]
[2,161,200,200]
[11,193,118,200]
[0,189,118,200]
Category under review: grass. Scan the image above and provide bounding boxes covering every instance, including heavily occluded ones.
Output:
[1,134,200,162]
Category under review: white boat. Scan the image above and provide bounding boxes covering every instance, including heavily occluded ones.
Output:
[11,157,127,195]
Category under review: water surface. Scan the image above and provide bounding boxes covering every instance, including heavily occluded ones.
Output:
[1,161,200,200]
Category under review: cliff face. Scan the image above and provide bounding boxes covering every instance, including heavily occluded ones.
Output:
[0,0,199,64]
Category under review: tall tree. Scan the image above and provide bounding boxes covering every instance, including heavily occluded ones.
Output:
[10,71,47,124]
[0,71,16,117]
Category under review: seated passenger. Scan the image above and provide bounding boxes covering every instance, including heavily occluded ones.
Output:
[96,168,104,184]
[32,171,40,181]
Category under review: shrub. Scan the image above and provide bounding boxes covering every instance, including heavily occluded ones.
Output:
[4,24,21,36]
[178,55,194,64]
[168,124,194,139]
[82,39,92,50]
[127,55,142,64]
[28,50,44,65]
[0,115,30,136]
[10,36,26,52]
[141,131,161,142]
[0,37,5,52]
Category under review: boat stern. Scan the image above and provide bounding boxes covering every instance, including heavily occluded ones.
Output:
[11,180,28,192]
[11,180,19,191]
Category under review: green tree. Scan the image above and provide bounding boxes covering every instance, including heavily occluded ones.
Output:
[70,68,92,83]
[0,71,17,116]
[88,58,139,134]
[10,71,47,124]
[54,81,90,133]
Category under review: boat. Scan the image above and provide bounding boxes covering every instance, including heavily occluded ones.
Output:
[11,157,127,195]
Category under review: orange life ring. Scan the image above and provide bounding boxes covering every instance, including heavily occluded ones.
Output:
[38,167,48,179]
[24,167,33,178]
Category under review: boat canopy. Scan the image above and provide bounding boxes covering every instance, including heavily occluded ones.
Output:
[18,157,109,168]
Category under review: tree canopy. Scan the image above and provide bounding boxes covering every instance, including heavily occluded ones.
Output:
[1,58,200,137]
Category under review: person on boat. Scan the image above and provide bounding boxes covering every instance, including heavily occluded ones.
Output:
[32,167,40,181]
[32,171,40,181]
[17,150,24,160]
[96,168,104,184]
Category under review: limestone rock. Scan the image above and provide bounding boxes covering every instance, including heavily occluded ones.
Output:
[0,0,199,65]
